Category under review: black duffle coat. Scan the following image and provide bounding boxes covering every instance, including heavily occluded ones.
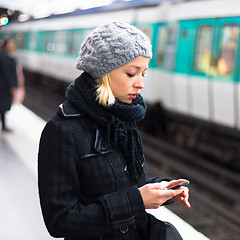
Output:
[38,101,173,240]
[0,50,17,112]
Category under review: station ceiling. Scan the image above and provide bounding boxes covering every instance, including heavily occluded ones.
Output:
[0,0,115,20]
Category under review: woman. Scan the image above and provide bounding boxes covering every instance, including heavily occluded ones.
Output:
[0,38,18,132]
[38,22,190,240]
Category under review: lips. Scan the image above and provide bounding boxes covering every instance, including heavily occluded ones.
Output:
[128,94,138,99]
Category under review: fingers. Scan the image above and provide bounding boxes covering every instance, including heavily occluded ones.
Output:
[184,198,191,208]
[142,182,168,190]
[164,179,189,190]
[167,179,191,208]
[150,179,189,190]
[172,186,191,208]
[139,183,178,209]
[181,188,191,208]
[139,179,191,209]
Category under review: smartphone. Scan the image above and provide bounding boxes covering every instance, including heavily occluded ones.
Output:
[169,180,189,190]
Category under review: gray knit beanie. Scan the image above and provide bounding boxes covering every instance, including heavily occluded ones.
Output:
[76,21,152,79]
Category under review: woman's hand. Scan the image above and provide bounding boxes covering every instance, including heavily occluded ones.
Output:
[139,179,191,209]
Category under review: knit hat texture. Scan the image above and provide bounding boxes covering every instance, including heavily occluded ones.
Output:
[76,21,152,79]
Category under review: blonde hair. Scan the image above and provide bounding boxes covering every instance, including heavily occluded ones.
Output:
[95,74,115,106]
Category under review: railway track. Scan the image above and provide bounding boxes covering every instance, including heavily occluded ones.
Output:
[23,74,240,239]
[142,131,240,240]
[23,73,67,121]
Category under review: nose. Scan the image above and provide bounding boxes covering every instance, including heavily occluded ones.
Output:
[134,76,144,89]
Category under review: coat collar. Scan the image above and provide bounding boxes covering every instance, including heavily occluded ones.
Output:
[59,101,82,117]
[59,101,112,156]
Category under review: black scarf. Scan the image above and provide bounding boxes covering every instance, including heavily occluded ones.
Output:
[66,72,147,180]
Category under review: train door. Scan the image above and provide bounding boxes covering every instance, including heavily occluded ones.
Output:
[210,17,240,128]
[136,23,159,103]
[28,31,38,72]
[190,18,240,128]
[154,23,178,110]
[174,20,196,114]
[191,19,217,121]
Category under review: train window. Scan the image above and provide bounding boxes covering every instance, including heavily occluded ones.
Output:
[54,31,67,54]
[194,25,213,74]
[155,24,177,70]
[15,32,26,49]
[163,24,178,69]
[44,32,55,52]
[182,30,188,38]
[29,32,37,50]
[217,23,239,75]
[155,25,167,66]
[83,29,93,41]
[69,31,82,55]
[137,25,152,40]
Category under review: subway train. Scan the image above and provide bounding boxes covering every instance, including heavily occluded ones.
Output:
[1,0,240,169]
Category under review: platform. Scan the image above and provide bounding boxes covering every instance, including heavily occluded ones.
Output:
[0,105,55,240]
[0,104,210,240]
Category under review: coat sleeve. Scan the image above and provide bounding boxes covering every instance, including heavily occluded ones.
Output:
[38,118,147,238]
[146,176,171,184]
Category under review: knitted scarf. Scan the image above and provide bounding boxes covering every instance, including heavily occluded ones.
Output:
[66,72,147,180]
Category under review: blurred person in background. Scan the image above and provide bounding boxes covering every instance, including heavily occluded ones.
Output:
[38,22,190,240]
[0,38,18,132]
[0,37,26,132]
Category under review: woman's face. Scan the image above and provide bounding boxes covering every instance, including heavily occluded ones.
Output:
[109,56,150,103]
